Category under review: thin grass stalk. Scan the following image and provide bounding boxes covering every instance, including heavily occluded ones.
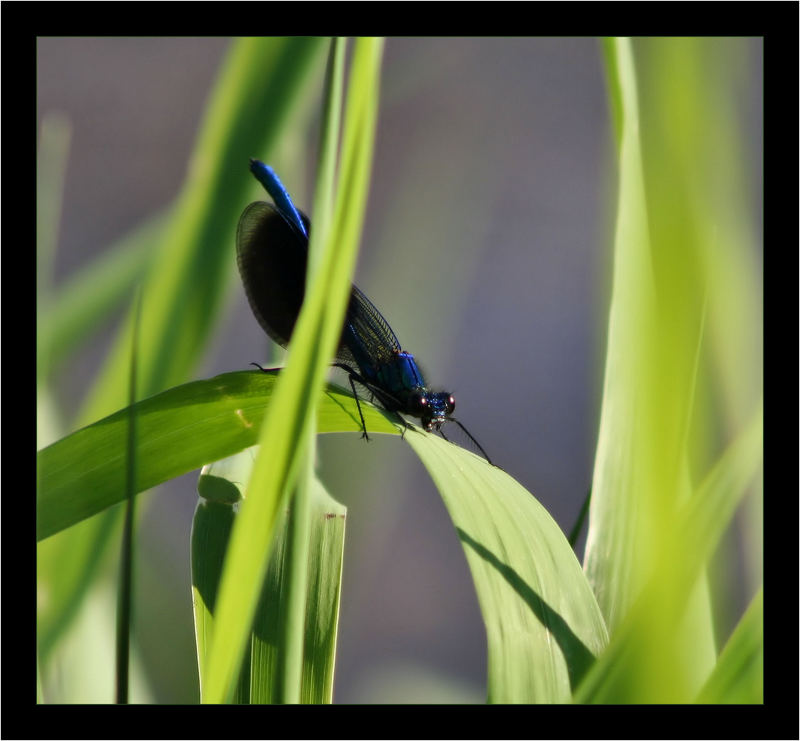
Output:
[115,289,141,703]
[276,450,313,703]
[308,37,346,282]
[277,37,346,704]
[201,36,384,704]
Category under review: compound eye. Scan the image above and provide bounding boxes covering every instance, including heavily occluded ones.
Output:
[410,393,429,415]
[446,395,456,414]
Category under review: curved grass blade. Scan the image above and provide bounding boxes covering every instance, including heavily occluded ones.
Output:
[584,37,761,702]
[695,587,762,704]
[575,405,762,703]
[37,370,397,542]
[405,428,609,703]
[584,36,661,633]
[79,37,325,429]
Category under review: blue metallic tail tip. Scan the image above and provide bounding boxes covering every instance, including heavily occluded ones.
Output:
[250,158,277,179]
[249,159,280,187]
[248,161,308,239]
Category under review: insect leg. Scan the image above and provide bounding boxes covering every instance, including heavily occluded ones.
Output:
[346,373,370,440]
[334,363,371,440]
[250,362,283,372]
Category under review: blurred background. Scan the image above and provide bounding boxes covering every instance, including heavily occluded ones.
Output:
[36,37,762,703]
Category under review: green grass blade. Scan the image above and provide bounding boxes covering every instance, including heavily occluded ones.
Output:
[583,37,760,703]
[191,497,251,703]
[405,429,609,703]
[38,37,326,684]
[114,289,142,704]
[308,37,346,282]
[589,38,719,698]
[201,36,385,705]
[37,212,165,381]
[37,511,121,660]
[197,447,260,506]
[584,36,660,633]
[36,113,128,666]
[696,587,763,704]
[299,481,346,703]
[249,477,347,704]
[275,447,314,703]
[276,37,346,704]
[78,37,325,428]
[194,454,347,705]
[36,371,397,542]
[575,404,762,703]
[567,487,592,550]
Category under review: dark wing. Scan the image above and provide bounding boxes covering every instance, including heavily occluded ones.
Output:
[336,284,402,373]
[236,201,311,348]
[237,198,401,374]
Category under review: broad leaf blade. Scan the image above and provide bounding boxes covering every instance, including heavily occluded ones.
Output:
[193,454,349,705]
[248,478,346,704]
[191,498,251,704]
[37,370,396,541]
[405,429,609,703]
[583,37,761,703]
[584,36,661,633]
[575,405,763,703]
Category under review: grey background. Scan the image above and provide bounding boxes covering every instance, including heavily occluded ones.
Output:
[37,37,761,703]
